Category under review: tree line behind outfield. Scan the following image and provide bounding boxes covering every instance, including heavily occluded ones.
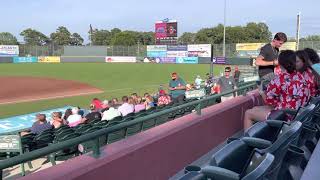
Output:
[1,22,319,46]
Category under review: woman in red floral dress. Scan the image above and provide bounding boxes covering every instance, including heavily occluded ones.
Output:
[244,50,311,130]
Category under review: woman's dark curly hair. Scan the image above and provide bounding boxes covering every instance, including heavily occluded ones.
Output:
[278,50,296,73]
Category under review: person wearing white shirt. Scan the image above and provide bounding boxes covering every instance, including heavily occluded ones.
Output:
[194,75,203,89]
[102,104,122,121]
[67,107,82,127]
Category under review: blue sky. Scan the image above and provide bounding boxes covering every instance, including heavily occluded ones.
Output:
[1,0,319,42]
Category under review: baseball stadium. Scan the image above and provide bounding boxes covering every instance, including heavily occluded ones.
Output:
[1,1,320,180]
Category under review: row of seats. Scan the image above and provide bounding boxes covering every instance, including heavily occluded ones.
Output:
[18,98,211,164]
[179,96,320,180]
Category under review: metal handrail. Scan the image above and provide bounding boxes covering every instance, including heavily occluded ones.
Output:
[0,82,257,174]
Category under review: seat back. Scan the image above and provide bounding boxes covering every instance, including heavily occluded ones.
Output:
[110,116,123,122]
[293,104,316,123]
[242,153,274,180]
[245,120,285,143]
[260,121,302,179]
[210,140,254,174]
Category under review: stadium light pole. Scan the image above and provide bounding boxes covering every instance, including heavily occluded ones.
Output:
[223,0,227,57]
[296,12,301,50]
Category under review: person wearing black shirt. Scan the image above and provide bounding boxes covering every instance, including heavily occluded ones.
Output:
[81,104,102,124]
[255,32,287,90]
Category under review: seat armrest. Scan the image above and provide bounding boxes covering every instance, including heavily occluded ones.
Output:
[201,166,239,180]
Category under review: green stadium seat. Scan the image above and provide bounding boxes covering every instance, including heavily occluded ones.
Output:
[93,120,109,127]
[106,122,126,144]
[142,118,156,130]
[54,128,74,140]
[88,118,101,124]
[49,133,80,165]
[54,125,70,134]
[73,124,92,134]
[124,113,135,118]
[78,127,107,154]
[34,133,54,149]
[110,116,123,122]
[123,117,135,121]
[155,114,170,125]
[126,122,142,137]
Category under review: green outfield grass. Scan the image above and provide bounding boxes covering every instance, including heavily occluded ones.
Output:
[0,63,224,118]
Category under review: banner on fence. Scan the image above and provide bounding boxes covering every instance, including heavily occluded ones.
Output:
[159,57,176,64]
[280,42,297,51]
[212,57,226,64]
[147,51,167,57]
[105,56,137,63]
[176,57,198,64]
[0,45,19,57]
[167,45,188,51]
[187,44,211,57]
[147,45,167,51]
[167,51,188,57]
[38,56,61,63]
[236,43,265,51]
[13,57,37,63]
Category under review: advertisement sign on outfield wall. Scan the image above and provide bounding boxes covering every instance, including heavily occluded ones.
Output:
[147,51,167,58]
[176,57,198,64]
[0,45,19,57]
[147,45,167,52]
[167,45,187,51]
[159,57,176,64]
[166,51,188,57]
[105,56,137,63]
[187,44,211,57]
[13,57,38,63]
[38,56,61,63]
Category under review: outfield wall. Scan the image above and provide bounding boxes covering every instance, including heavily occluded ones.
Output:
[61,57,106,63]
[0,57,13,63]
[63,46,108,56]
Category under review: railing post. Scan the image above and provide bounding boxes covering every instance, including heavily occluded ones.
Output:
[92,138,101,158]
[196,103,202,115]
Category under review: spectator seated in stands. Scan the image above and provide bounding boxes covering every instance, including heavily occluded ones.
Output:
[91,98,104,111]
[244,50,311,130]
[128,96,135,108]
[81,104,102,124]
[169,72,186,103]
[233,66,241,86]
[102,102,122,121]
[51,112,65,129]
[131,93,138,102]
[111,98,120,108]
[101,100,109,113]
[145,95,156,110]
[62,108,72,122]
[118,96,134,116]
[186,84,194,91]
[22,114,52,136]
[144,93,150,99]
[194,75,203,89]
[157,90,172,106]
[134,96,146,113]
[296,50,316,99]
[304,48,320,93]
[67,107,82,127]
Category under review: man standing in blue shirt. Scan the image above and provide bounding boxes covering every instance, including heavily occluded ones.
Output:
[169,72,186,104]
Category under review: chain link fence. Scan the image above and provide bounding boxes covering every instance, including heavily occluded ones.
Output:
[18,41,320,58]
